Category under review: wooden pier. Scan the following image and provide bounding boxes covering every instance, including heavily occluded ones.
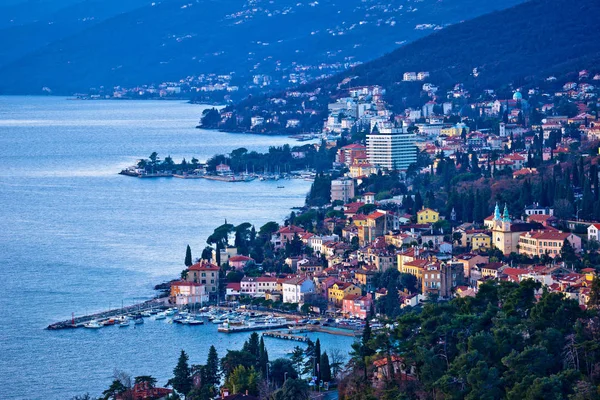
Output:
[217,323,289,333]
[262,330,311,342]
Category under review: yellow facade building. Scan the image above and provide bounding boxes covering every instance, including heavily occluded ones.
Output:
[417,208,439,224]
[471,232,491,251]
[328,282,362,305]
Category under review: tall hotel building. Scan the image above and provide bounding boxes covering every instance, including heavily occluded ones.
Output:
[366,125,417,170]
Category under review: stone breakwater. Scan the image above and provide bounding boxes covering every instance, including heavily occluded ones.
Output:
[46,298,167,330]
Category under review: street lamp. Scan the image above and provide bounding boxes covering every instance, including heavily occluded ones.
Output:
[284,372,288,383]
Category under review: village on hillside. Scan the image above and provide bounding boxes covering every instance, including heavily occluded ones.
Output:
[172,68,600,321]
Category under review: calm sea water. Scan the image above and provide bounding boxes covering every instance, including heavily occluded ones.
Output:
[0,97,353,399]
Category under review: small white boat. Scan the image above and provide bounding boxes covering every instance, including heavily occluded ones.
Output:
[188,319,204,325]
[85,320,103,329]
[165,308,177,316]
[155,312,166,320]
[133,316,144,325]
[118,319,130,327]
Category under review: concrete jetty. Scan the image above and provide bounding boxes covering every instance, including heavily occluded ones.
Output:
[262,330,311,342]
[217,322,289,333]
[46,299,167,330]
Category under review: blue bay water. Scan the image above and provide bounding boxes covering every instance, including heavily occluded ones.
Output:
[0,97,353,399]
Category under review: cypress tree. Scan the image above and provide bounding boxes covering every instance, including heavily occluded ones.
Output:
[582,179,593,220]
[591,164,599,201]
[205,345,220,388]
[258,337,269,377]
[314,339,321,382]
[320,352,332,383]
[362,318,372,344]
[414,192,423,213]
[185,245,193,267]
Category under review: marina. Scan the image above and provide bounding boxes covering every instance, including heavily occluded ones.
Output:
[0,97,319,399]
[46,303,362,339]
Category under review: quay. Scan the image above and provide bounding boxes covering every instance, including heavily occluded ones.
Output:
[46,299,167,330]
[263,330,311,342]
[118,170,173,178]
[262,325,358,341]
[217,322,289,333]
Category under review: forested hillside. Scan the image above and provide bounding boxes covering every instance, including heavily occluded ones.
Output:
[225,0,600,125]
[0,0,524,94]
[0,0,150,66]
[340,279,600,400]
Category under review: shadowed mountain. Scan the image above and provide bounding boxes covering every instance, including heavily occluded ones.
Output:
[0,0,525,94]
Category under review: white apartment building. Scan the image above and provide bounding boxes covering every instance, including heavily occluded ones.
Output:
[240,276,278,297]
[366,126,417,171]
[282,276,315,304]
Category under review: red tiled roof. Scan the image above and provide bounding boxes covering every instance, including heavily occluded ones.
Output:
[256,277,278,282]
[278,225,305,234]
[527,214,556,223]
[404,259,428,268]
[284,276,309,285]
[521,230,571,240]
[503,267,529,276]
[172,280,203,287]
[189,261,219,271]
[368,211,386,220]
[229,255,253,262]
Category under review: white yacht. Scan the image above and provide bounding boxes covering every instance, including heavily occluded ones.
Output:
[84,320,103,329]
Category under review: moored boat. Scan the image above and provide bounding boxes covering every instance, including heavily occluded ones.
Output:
[84,320,103,329]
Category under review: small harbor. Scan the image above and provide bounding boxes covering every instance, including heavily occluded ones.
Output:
[47,304,362,337]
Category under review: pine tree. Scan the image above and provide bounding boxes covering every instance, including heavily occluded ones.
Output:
[168,350,192,396]
[185,245,193,267]
[201,246,212,261]
[302,340,315,377]
[290,346,305,377]
[205,345,220,388]
[243,332,261,359]
[587,277,600,309]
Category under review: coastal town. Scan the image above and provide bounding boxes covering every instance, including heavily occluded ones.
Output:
[6,0,600,398]
[88,65,600,399]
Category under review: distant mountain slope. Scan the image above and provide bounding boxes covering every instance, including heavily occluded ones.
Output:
[0,0,150,66]
[0,0,525,94]
[228,0,600,119]
[0,0,83,28]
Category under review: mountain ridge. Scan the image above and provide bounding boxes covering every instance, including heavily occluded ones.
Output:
[217,0,600,132]
[0,0,525,95]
